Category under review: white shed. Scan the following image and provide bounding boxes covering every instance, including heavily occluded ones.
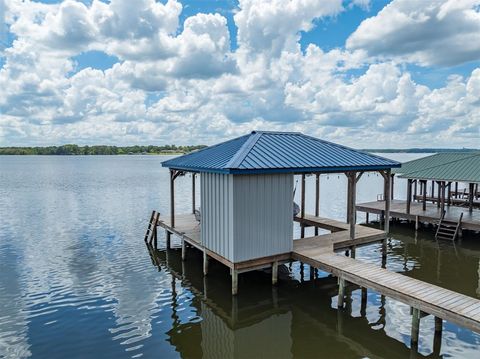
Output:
[159,131,399,294]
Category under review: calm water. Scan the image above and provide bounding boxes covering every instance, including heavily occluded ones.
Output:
[1,155,480,358]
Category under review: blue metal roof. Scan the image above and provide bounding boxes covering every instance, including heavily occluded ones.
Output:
[162,131,400,174]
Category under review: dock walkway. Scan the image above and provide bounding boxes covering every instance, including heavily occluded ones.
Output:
[292,243,480,333]
[155,211,480,335]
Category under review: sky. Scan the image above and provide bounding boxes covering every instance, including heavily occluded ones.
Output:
[0,0,480,148]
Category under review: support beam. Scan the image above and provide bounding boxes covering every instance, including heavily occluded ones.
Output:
[431,180,435,199]
[440,181,446,214]
[406,179,412,214]
[422,180,427,211]
[168,169,176,249]
[414,180,418,202]
[384,169,391,234]
[315,174,320,236]
[347,172,356,241]
[391,174,395,200]
[455,182,458,199]
[437,181,441,208]
[301,174,306,238]
[272,261,278,285]
[192,173,196,214]
[469,183,475,212]
[181,240,186,261]
[447,182,452,206]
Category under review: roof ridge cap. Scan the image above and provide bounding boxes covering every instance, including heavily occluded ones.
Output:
[226,132,262,169]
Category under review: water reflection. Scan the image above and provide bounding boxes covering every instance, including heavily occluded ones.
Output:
[146,229,480,359]
[1,155,480,358]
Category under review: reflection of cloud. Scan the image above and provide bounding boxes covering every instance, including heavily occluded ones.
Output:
[0,244,31,358]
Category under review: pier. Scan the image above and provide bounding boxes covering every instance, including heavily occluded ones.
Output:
[149,132,480,352]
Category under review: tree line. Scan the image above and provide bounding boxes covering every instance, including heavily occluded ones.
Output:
[0,144,207,155]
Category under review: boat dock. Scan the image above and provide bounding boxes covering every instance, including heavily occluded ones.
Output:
[356,199,480,232]
[293,239,480,337]
[153,211,480,345]
[150,132,480,352]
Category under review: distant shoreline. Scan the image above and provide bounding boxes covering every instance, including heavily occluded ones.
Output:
[363,148,479,153]
[0,146,478,155]
[0,145,206,156]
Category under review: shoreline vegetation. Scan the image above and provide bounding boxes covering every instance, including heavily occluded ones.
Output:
[0,145,207,155]
[0,145,478,155]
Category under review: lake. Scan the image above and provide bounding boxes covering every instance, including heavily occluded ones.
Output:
[1,155,480,358]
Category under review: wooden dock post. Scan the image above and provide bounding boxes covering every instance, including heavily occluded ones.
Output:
[415,216,419,231]
[469,183,475,212]
[360,288,367,316]
[181,240,186,261]
[347,172,357,241]
[433,316,442,354]
[203,251,209,275]
[384,169,391,233]
[272,261,278,285]
[232,269,238,295]
[338,277,345,308]
[411,307,421,348]
[315,173,320,236]
[422,180,427,211]
[192,173,196,214]
[301,174,306,238]
[406,179,412,214]
[365,212,369,224]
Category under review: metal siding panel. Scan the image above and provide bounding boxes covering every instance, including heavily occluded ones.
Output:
[200,173,234,261]
[232,174,293,263]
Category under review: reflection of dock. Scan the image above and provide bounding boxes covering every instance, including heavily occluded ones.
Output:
[146,245,441,358]
[292,245,480,334]
[356,200,480,232]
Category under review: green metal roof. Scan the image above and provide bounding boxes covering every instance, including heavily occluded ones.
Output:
[398,153,480,183]
[392,153,475,174]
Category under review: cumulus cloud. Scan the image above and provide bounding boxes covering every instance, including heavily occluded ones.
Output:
[0,0,479,148]
[346,0,480,66]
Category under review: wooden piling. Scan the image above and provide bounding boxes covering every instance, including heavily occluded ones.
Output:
[181,240,186,261]
[433,316,443,355]
[203,251,209,276]
[232,270,238,295]
[272,261,278,285]
[360,288,367,316]
[411,307,420,347]
[338,277,345,308]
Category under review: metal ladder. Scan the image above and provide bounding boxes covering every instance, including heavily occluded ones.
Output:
[435,211,463,241]
[144,210,160,245]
